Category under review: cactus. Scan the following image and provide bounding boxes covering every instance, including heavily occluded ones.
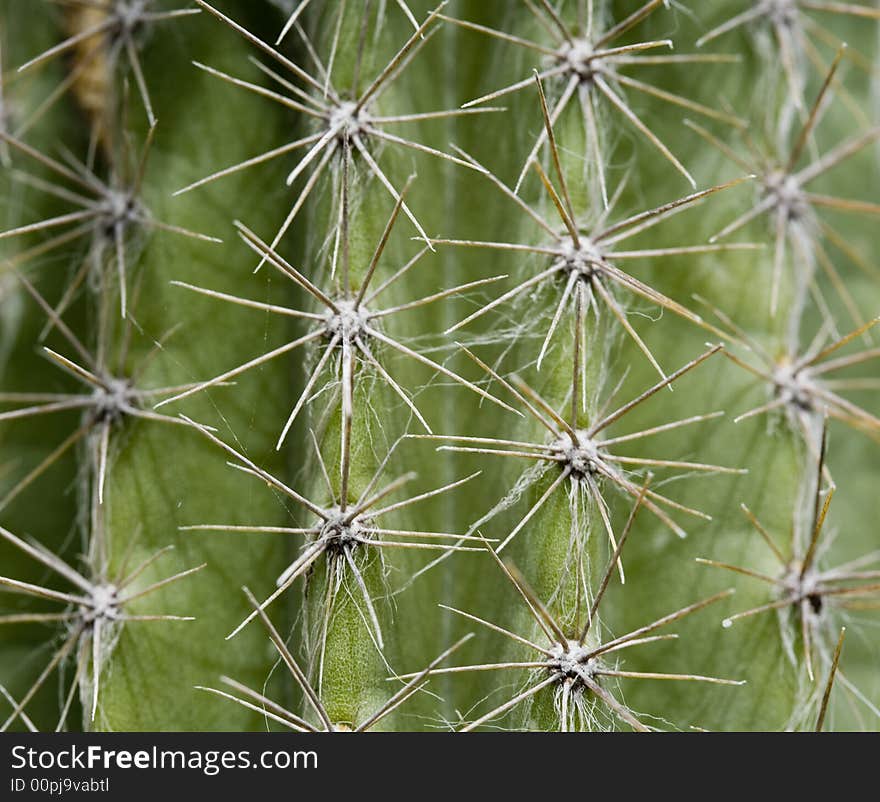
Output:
[0,0,878,733]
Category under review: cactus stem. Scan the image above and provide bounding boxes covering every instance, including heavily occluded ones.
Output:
[197,587,470,731]
[448,0,737,191]
[704,427,880,682]
[431,345,731,562]
[0,126,221,318]
[181,416,483,652]
[689,57,880,320]
[0,512,202,731]
[0,277,217,511]
[439,103,750,374]
[20,0,201,134]
[187,1,495,252]
[415,522,741,732]
[715,315,880,442]
[159,198,515,444]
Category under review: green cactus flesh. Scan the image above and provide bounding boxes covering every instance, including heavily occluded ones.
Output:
[0,0,879,733]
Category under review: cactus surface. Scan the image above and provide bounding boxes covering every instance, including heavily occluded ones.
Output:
[1,0,879,733]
